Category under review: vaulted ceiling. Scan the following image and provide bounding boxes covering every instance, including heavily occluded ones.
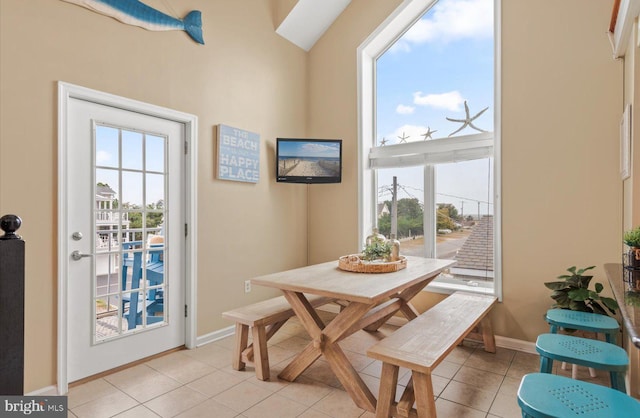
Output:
[275,0,352,51]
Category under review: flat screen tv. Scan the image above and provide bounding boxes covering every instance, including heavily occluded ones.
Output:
[276,138,342,184]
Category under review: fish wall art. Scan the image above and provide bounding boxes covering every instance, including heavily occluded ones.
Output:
[61,0,204,44]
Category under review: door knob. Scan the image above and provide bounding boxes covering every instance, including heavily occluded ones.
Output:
[71,250,93,261]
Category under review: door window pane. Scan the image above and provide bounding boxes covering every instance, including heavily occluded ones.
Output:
[146,135,165,173]
[121,130,143,171]
[95,126,119,168]
[121,171,143,208]
[146,173,164,208]
[94,124,169,341]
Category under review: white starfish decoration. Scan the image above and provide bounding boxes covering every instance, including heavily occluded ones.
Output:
[446,101,488,137]
[421,127,437,140]
[398,132,409,143]
[379,137,388,146]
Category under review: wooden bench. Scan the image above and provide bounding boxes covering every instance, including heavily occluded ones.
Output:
[222,294,333,381]
[367,291,498,418]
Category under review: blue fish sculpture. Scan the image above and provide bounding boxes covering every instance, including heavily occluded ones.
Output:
[61,0,204,44]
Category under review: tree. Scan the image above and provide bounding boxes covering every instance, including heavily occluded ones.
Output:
[378,213,391,237]
[437,208,456,231]
[377,198,423,238]
[146,202,164,229]
[437,203,461,231]
[437,204,460,222]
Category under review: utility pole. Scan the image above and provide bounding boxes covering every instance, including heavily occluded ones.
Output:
[391,176,398,238]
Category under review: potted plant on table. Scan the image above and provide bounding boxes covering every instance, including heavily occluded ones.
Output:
[544,265,618,316]
[362,235,392,262]
[624,226,640,268]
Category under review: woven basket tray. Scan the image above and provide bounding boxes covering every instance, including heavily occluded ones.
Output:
[338,254,407,273]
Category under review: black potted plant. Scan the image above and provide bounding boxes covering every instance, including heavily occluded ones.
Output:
[624,226,640,268]
[544,266,618,316]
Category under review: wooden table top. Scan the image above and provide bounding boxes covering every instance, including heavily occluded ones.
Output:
[251,256,455,304]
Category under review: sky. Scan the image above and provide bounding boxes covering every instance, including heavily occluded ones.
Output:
[95,125,166,208]
[278,140,341,159]
[376,0,494,216]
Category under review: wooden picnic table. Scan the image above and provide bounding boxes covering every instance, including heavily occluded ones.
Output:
[251,256,454,412]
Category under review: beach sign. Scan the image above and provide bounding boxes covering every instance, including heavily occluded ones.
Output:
[217,124,260,183]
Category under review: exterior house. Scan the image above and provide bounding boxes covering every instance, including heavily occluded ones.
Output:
[95,184,130,249]
[452,215,494,281]
[377,202,390,218]
[1,0,639,397]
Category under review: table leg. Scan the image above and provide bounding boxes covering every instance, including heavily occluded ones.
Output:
[280,291,378,411]
[396,279,431,321]
[324,340,377,412]
[364,278,431,333]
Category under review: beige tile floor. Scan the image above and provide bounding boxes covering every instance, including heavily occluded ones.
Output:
[67,312,612,418]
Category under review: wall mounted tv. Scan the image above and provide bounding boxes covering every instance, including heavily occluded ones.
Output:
[276,138,342,184]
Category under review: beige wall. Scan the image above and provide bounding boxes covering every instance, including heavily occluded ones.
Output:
[499,0,622,340]
[0,0,625,392]
[307,0,404,262]
[307,0,623,342]
[0,0,313,392]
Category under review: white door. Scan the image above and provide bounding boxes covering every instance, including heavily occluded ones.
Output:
[64,97,186,382]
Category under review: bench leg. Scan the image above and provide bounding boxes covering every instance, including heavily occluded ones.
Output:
[376,363,398,418]
[479,316,496,353]
[412,371,436,418]
[233,323,249,371]
[397,377,415,417]
[252,325,270,381]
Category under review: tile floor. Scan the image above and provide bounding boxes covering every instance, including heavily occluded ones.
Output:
[67,311,612,418]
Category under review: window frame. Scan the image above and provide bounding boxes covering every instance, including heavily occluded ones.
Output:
[356,0,502,300]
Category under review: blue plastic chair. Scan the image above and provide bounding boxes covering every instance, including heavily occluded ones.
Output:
[536,333,628,392]
[121,242,164,330]
[518,373,640,418]
[545,309,620,379]
[545,309,619,344]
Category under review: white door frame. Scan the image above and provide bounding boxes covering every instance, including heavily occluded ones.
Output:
[57,81,198,394]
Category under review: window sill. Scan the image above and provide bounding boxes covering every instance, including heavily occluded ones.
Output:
[424,276,496,296]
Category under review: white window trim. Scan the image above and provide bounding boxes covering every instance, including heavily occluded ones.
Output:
[369,132,493,168]
[357,0,502,300]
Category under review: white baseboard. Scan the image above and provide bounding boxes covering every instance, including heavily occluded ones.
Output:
[26,385,59,396]
[196,324,235,347]
[495,335,537,354]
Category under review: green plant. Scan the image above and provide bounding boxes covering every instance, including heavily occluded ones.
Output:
[624,291,640,307]
[362,236,392,261]
[624,227,640,248]
[544,266,619,316]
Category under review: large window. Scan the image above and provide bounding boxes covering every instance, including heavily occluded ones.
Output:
[358,0,501,297]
